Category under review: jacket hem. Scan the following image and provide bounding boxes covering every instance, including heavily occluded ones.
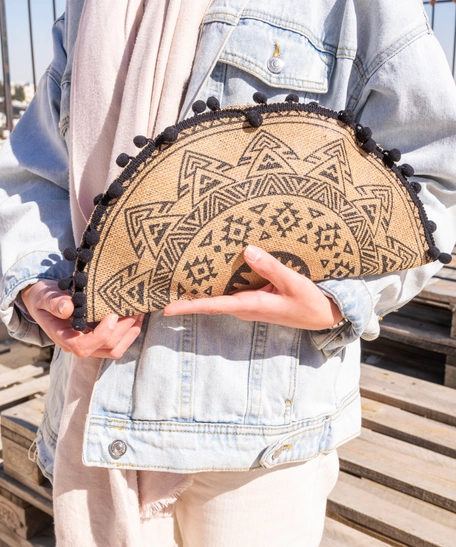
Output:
[82,388,361,472]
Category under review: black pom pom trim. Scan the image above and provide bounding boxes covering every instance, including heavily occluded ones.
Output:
[85,229,100,246]
[192,100,207,114]
[285,93,299,103]
[400,164,415,178]
[439,252,452,264]
[72,306,86,318]
[116,153,130,168]
[427,220,437,233]
[78,248,94,263]
[133,135,148,148]
[74,271,88,289]
[108,182,125,199]
[245,110,263,128]
[355,125,372,143]
[410,181,422,194]
[58,277,73,291]
[72,318,87,331]
[72,292,87,307]
[93,193,103,206]
[428,245,441,260]
[253,92,268,105]
[338,109,355,125]
[361,138,377,153]
[388,148,401,163]
[63,247,78,261]
[162,126,179,143]
[206,96,220,111]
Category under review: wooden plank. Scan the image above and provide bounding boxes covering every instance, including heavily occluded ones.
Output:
[360,363,456,426]
[0,377,50,412]
[321,517,390,546]
[379,314,456,356]
[1,399,45,444]
[328,475,456,547]
[444,363,456,389]
[0,365,49,391]
[2,439,44,487]
[0,343,51,372]
[338,472,456,531]
[0,466,52,517]
[361,397,456,458]
[327,473,455,547]
[362,337,445,383]
[419,278,456,306]
[338,429,456,513]
[0,492,52,540]
[0,521,54,547]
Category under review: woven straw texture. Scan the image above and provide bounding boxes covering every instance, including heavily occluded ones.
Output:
[81,109,430,321]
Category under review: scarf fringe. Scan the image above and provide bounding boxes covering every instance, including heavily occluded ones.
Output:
[140,476,194,521]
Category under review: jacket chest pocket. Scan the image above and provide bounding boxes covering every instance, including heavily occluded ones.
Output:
[205,18,335,105]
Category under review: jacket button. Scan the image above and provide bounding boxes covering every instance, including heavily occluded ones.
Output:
[109,440,127,459]
[267,56,284,74]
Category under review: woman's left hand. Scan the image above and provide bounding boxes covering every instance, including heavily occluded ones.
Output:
[164,245,343,330]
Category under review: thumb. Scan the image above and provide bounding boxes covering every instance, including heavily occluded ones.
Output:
[43,290,74,319]
[243,245,295,293]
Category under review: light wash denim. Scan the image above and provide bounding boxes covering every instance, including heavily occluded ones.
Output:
[0,0,456,478]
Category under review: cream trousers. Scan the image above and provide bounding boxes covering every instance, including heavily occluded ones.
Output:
[54,451,339,546]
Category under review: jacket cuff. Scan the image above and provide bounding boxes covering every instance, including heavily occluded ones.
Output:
[310,278,374,358]
[0,250,73,346]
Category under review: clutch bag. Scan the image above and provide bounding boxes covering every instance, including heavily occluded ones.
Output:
[59,94,450,331]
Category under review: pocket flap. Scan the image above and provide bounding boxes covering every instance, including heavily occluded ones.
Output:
[219,19,334,93]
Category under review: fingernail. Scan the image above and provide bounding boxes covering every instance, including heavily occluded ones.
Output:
[108,315,118,329]
[244,245,261,262]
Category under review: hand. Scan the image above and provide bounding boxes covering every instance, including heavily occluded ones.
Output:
[164,245,343,330]
[21,280,144,359]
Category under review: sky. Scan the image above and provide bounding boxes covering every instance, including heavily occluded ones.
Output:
[2,0,66,84]
[0,0,455,85]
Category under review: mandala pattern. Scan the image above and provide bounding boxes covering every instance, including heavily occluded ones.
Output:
[79,107,431,321]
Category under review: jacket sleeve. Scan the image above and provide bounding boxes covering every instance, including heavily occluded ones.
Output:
[312,31,456,358]
[0,16,75,346]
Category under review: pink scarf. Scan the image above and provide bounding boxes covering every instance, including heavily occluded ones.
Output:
[61,0,211,520]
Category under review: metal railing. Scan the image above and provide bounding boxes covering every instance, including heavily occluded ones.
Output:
[0,0,455,132]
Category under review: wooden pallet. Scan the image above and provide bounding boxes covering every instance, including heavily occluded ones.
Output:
[324,363,456,546]
[0,339,53,547]
[363,247,456,388]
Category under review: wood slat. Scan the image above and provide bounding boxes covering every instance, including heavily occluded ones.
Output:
[0,377,50,412]
[0,364,50,391]
[0,521,54,547]
[0,466,52,517]
[379,314,456,356]
[338,429,456,513]
[419,277,456,307]
[1,399,45,444]
[361,397,456,458]
[360,363,456,426]
[321,517,390,546]
[327,472,456,547]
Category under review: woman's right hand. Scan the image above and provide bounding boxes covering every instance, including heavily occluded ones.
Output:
[21,280,144,359]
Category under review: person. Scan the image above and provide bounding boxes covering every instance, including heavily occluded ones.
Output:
[1,1,455,545]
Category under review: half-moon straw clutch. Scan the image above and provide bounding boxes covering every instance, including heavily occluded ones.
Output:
[59,93,451,331]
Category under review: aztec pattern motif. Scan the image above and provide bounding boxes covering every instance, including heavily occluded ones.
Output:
[79,108,431,322]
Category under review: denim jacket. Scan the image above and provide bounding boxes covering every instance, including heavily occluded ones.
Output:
[1,0,455,478]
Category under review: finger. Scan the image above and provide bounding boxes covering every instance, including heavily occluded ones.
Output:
[39,285,74,319]
[90,315,145,359]
[164,290,265,317]
[63,314,119,358]
[243,245,301,294]
[100,314,144,350]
